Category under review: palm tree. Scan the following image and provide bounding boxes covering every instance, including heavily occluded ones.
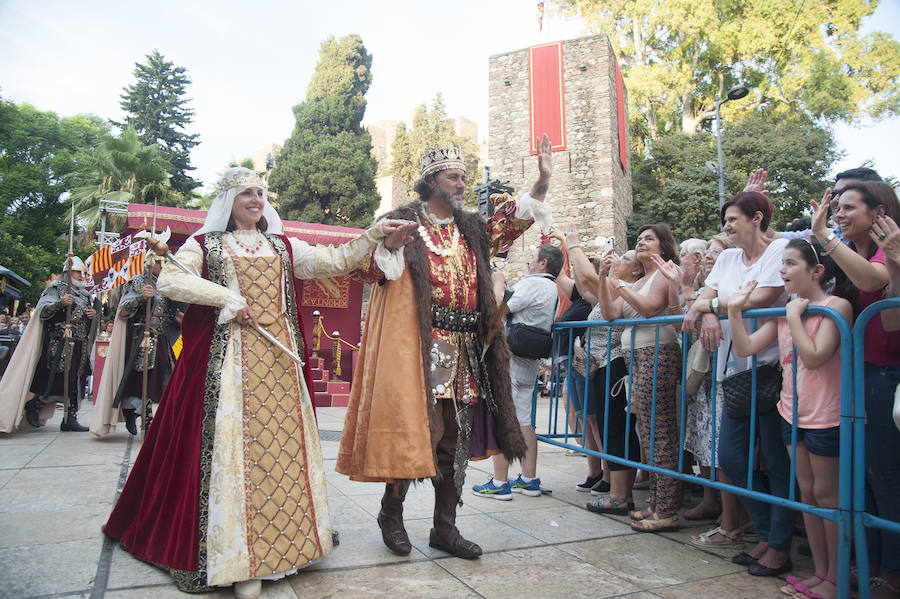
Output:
[70,126,169,248]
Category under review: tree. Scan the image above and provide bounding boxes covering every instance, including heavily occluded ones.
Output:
[551,0,900,150]
[387,94,481,206]
[116,49,201,197]
[628,114,838,243]
[268,35,379,227]
[0,98,107,304]
[70,126,171,247]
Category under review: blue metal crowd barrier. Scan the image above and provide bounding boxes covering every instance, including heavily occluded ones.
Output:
[851,297,900,599]
[533,304,876,599]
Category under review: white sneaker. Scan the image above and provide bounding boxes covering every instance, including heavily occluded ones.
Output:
[234,579,262,599]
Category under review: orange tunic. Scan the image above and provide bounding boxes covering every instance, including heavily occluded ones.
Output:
[338,196,532,482]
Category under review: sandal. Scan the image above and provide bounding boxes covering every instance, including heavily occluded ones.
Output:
[629,507,653,521]
[631,513,679,533]
[781,575,828,599]
[684,502,721,521]
[688,525,746,549]
[632,477,650,490]
[870,577,900,599]
[586,494,634,515]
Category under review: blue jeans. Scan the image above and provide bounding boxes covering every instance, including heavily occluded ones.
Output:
[865,363,900,574]
[718,408,794,551]
[568,369,587,415]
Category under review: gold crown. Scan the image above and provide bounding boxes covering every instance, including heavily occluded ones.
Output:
[214,168,266,194]
[420,145,465,177]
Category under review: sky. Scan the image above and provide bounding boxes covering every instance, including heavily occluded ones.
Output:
[1,0,898,192]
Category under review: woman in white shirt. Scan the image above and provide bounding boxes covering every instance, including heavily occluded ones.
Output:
[682,191,792,577]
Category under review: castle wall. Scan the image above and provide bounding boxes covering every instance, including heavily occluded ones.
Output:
[488,35,632,281]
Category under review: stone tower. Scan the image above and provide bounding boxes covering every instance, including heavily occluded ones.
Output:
[488,35,632,281]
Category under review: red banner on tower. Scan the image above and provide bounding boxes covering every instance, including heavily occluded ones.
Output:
[528,41,566,154]
[615,57,629,172]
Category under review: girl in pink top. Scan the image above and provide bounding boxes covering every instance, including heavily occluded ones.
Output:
[727,238,852,599]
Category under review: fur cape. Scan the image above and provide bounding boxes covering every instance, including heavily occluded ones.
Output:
[389,201,527,464]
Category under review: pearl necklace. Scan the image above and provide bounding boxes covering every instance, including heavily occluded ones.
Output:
[417,222,459,258]
[230,230,265,254]
[421,205,454,226]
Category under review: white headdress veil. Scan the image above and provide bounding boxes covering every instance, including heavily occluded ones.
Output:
[194,167,283,236]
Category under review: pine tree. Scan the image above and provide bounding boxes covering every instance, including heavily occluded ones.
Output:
[388,94,481,206]
[116,49,201,199]
[268,35,379,227]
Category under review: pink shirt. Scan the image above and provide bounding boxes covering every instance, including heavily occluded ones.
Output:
[776,296,842,429]
[858,249,900,366]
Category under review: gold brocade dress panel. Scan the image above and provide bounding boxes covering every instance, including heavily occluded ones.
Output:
[235,256,322,576]
[205,240,331,586]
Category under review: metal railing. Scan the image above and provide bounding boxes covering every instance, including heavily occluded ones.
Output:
[851,297,900,599]
[531,302,900,599]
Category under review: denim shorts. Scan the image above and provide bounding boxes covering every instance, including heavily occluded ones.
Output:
[780,417,841,458]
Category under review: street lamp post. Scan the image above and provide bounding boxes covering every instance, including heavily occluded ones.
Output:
[713,85,750,210]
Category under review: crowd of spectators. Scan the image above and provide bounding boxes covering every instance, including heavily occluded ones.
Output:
[548,167,900,599]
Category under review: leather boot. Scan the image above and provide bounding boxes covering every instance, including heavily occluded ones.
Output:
[378,482,411,555]
[24,397,43,428]
[122,409,138,436]
[60,400,88,432]
[429,474,482,559]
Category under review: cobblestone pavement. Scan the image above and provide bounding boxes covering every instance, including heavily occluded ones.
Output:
[0,401,811,598]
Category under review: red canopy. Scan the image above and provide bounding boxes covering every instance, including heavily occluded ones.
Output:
[125,203,364,248]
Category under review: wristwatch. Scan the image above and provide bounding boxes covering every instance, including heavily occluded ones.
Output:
[709,297,720,314]
[822,231,836,245]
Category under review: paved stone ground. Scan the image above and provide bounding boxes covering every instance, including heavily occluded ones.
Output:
[0,400,813,598]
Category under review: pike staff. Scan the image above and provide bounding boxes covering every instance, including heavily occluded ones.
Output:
[61,203,75,427]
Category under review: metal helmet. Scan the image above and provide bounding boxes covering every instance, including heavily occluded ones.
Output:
[63,256,87,274]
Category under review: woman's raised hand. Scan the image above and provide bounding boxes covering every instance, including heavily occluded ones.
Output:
[728,280,758,311]
[651,254,682,285]
[811,189,832,239]
[870,215,900,279]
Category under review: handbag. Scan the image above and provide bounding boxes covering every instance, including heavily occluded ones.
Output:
[685,340,710,396]
[506,322,554,359]
[571,342,600,379]
[505,287,558,360]
[721,342,783,419]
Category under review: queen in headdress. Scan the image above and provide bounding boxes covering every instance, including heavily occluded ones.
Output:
[102,167,413,598]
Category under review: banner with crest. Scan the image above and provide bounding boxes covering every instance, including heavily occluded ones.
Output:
[84,234,146,293]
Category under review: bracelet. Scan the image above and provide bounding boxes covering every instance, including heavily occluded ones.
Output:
[615,281,628,290]
[821,237,841,256]
[567,244,581,250]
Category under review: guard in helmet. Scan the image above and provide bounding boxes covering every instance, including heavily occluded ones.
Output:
[19,257,96,431]
[91,251,177,436]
